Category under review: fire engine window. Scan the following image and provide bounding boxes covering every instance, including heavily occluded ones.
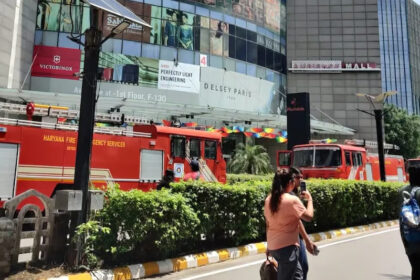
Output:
[189,139,201,158]
[293,149,314,167]
[314,148,341,167]
[357,153,363,166]
[352,152,362,166]
[278,152,290,166]
[171,137,186,158]
[345,152,351,166]
[205,140,217,159]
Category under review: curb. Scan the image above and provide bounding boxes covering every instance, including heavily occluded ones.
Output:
[46,220,398,280]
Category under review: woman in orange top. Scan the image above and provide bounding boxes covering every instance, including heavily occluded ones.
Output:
[264,170,314,280]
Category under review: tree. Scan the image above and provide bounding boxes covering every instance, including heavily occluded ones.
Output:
[384,104,420,159]
[228,138,273,174]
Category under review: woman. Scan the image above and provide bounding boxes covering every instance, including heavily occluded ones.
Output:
[164,10,178,47]
[264,170,314,280]
[177,13,193,50]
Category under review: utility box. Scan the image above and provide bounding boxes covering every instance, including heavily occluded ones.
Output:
[54,190,83,211]
[89,190,104,210]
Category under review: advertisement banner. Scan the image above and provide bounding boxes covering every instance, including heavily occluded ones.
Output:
[158,60,200,93]
[199,67,277,114]
[290,60,381,72]
[31,46,81,80]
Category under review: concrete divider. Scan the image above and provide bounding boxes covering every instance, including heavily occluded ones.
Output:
[46,220,398,280]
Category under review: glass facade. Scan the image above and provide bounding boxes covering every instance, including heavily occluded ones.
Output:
[35,0,287,91]
[378,0,419,114]
[407,0,420,114]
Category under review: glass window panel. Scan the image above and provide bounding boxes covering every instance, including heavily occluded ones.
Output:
[180,2,195,13]
[196,6,209,17]
[142,43,160,59]
[172,137,185,158]
[224,14,235,25]
[235,26,246,39]
[81,6,90,33]
[210,30,223,56]
[37,2,60,31]
[145,0,161,5]
[235,37,246,61]
[205,140,217,159]
[178,49,194,64]
[266,48,274,69]
[34,30,43,45]
[274,52,281,72]
[122,41,141,56]
[210,11,223,20]
[163,0,178,9]
[266,69,274,81]
[246,63,256,76]
[246,41,257,64]
[224,58,236,71]
[257,45,265,67]
[102,38,122,53]
[39,31,58,46]
[58,33,80,49]
[160,46,177,60]
[147,17,162,44]
[223,34,229,57]
[200,16,210,28]
[162,9,179,47]
[236,61,246,74]
[247,21,257,32]
[210,55,223,68]
[178,13,195,50]
[189,139,201,158]
[200,28,210,53]
[247,30,257,42]
[228,35,235,58]
[256,66,265,79]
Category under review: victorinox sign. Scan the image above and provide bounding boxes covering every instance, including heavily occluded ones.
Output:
[32,46,81,80]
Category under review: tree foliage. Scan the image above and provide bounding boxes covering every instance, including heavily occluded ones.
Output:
[228,139,273,174]
[384,104,420,159]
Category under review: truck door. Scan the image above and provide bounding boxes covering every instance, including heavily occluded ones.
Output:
[0,143,19,200]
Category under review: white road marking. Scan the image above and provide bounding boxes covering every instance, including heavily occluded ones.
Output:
[180,227,399,280]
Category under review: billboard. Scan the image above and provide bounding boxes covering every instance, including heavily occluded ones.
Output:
[287,92,310,150]
[31,46,81,80]
[158,60,200,93]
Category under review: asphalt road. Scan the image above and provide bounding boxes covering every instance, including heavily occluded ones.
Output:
[148,226,412,280]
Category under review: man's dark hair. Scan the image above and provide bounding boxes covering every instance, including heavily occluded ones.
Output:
[409,166,420,186]
[289,166,302,176]
[190,160,200,172]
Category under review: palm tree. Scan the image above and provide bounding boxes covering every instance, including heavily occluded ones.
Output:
[228,139,273,174]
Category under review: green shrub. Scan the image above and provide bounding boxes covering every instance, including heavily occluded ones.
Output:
[82,186,199,265]
[80,179,404,267]
[227,173,274,184]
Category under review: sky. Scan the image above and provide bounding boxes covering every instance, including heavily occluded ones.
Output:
[415,0,420,4]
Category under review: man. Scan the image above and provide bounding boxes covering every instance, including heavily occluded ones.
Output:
[157,169,174,190]
[183,159,202,181]
[399,166,420,280]
[289,167,316,280]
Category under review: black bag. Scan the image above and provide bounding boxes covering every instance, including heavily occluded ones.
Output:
[260,253,278,280]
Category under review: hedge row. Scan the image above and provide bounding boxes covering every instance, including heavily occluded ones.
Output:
[81,179,404,267]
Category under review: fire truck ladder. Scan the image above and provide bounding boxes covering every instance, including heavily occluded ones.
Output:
[344,139,399,151]
[185,144,218,182]
[0,102,151,125]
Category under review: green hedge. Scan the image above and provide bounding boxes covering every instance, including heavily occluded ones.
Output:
[227,173,274,184]
[81,179,404,266]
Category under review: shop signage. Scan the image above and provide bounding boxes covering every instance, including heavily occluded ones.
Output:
[158,60,200,94]
[31,46,81,80]
[290,60,380,72]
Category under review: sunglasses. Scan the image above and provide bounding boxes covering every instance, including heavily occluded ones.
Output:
[293,175,303,179]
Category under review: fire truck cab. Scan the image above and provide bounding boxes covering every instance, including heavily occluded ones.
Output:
[278,140,406,182]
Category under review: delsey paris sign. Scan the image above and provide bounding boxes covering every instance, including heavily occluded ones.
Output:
[290,60,381,73]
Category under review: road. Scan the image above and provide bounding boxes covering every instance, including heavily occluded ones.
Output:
[147,227,411,280]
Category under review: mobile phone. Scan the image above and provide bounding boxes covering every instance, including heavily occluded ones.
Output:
[300,181,307,192]
[313,245,320,256]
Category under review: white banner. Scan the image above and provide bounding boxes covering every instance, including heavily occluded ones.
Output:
[158,60,200,93]
[200,67,277,113]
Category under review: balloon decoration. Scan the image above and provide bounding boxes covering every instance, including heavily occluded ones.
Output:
[206,126,288,143]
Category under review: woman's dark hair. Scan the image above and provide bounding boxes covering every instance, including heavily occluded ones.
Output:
[269,170,292,214]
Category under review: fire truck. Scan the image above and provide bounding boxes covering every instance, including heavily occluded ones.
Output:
[0,103,226,206]
[277,140,406,182]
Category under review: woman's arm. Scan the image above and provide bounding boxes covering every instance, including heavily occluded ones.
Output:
[299,220,315,254]
[300,191,313,222]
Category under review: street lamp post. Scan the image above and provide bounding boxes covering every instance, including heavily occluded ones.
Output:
[355,91,397,182]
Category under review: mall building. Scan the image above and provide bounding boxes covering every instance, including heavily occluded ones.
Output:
[6,0,419,166]
[287,0,420,142]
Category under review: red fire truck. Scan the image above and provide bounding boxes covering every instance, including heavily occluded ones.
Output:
[0,118,226,206]
[277,140,406,182]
